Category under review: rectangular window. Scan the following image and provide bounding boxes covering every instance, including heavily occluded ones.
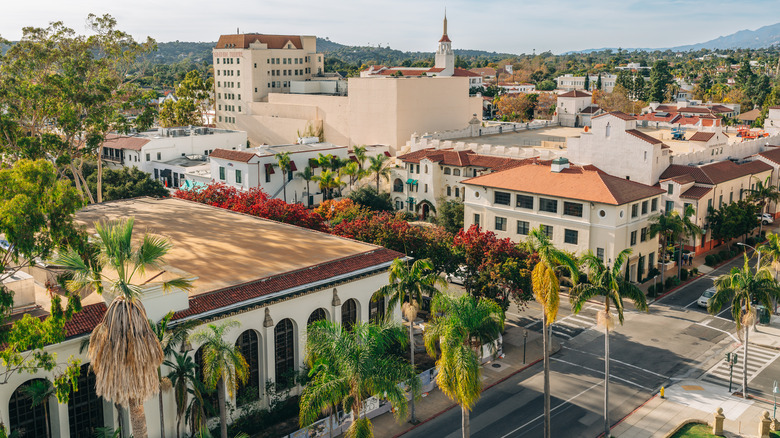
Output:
[145,153,150,161]
[541,225,553,239]
[539,198,558,213]
[235,170,242,184]
[517,220,529,235]
[597,248,605,261]
[631,204,639,218]
[642,200,648,215]
[516,195,534,209]
[667,184,673,195]
[630,230,637,246]
[156,152,161,160]
[665,200,674,212]
[708,198,713,210]
[564,229,578,244]
[219,167,225,181]
[563,202,583,217]
[718,195,723,208]
[641,227,648,242]
[729,192,733,203]
[495,216,507,231]
[651,198,658,211]
[494,191,511,205]
[474,214,480,227]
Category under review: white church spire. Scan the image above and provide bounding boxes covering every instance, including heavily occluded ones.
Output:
[434,11,454,76]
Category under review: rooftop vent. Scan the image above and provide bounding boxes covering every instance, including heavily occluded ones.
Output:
[551,157,570,173]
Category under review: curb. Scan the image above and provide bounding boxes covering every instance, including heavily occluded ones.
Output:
[391,357,544,438]
[596,393,659,438]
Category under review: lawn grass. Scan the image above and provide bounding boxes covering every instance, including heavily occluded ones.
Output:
[669,422,715,438]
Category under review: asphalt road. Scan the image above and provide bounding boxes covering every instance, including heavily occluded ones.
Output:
[409,256,754,438]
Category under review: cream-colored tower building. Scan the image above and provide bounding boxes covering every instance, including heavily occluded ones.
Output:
[434,14,455,76]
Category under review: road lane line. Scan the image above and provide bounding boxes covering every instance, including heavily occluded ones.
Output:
[684,299,700,309]
[563,347,668,379]
[695,321,739,342]
[550,357,651,390]
[499,380,603,438]
[717,306,733,318]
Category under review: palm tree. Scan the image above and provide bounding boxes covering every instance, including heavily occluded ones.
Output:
[275,151,292,203]
[295,166,316,207]
[374,258,445,423]
[366,155,391,193]
[57,218,194,438]
[189,321,249,438]
[150,312,199,438]
[352,145,368,172]
[648,211,683,288]
[313,169,342,201]
[745,175,780,236]
[524,227,578,438]
[300,320,420,438]
[423,293,505,438]
[21,379,54,438]
[708,255,780,397]
[570,248,648,438]
[676,204,702,279]
[340,161,362,191]
[166,351,207,438]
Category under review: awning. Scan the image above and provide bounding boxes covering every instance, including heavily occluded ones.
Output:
[407,197,416,203]
[384,151,392,157]
[289,161,298,171]
[349,156,358,162]
[265,163,275,174]
[406,178,418,185]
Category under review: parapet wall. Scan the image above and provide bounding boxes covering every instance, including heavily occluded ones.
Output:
[670,135,780,166]
[401,136,565,160]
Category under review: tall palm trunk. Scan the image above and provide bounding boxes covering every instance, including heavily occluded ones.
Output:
[306,181,311,207]
[461,406,470,438]
[743,327,749,397]
[409,321,417,424]
[157,368,166,438]
[603,325,611,438]
[43,400,51,438]
[376,175,380,193]
[542,312,551,438]
[129,398,148,438]
[282,178,288,203]
[659,235,666,289]
[97,145,104,203]
[678,234,684,279]
[218,378,228,438]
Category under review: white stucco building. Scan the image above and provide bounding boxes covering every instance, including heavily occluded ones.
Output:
[555,74,617,92]
[556,90,598,128]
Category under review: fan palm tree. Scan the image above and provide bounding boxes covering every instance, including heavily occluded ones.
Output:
[166,351,207,438]
[57,218,194,438]
[745,175,780,236]
[649,211,683,288]
[21,379,54,438]
[676,204,702,279]
[374,258,445,423]
[423,293,504,438]
[313,169,343,201]
[150,312,199,438]
[570,248,648,438]
[524,227,578,438]
[352,145,368,171]
[366,155,391,193]
[189,321,249,438]
[275,152,292,203]
[708,255,780,397]
[295,166,316,207]
[300,320,420,438]
[340,161,363,191]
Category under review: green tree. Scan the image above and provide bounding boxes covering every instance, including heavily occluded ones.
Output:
[366,154,392,193]
[313,169,343,201]
[708,256,780,397]
[189,321,249,438]
[352,145,368,171]
[340,161,363,190]
[536,80,556,91]
[159,98,200,128]
[0,160,85,401]
[166,351,208,438]
[56,218,194,438]
[21,379,55,438]
[275,152,292,202]
[676,204,702,279]
[435,199,465,234]
[374,258,445,423]
[745,175,780,236]
[570,249,648,438]
[735,58,755,89]
[648,211,682,287]
[300,320,421,438]
[176,70,215,125]
[584,74,590,91]
[347,186,394,212]
[648,60,673,102]
[295,166,316,207]
[596,73,602,90]
[423,293,504,438]
[524,227,578,438]
[80,163,168,201]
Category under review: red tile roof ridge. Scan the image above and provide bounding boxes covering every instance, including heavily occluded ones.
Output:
[594,111,636,121]
[210,148,258,162]
[625,129,663,144]
[689,131,716,142]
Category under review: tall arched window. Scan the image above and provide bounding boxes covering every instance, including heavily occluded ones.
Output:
[342,299,358,331]
[68,364,104,437]
[235,330,260,405]
[453,169,461,176]
[369,294,386,324]
[447,186,452,196]
[455,187,460,198]
[443,167,451,175]
[9,379,49,437]
[308,308,327,326]
[275,319,295,388]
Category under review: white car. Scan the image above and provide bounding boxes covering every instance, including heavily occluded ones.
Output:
[697,287,716,308]
[759,213,774,225]
[445,267,467,285]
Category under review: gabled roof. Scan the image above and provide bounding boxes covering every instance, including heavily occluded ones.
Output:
[209,148,258,162]
[397,148,526,171]
[636,112,682,123]
[689,131,716,142]
[579,105,602,114]
[558,90,592,98]
[453,68,481,77]
[738,109,762,121]
[469,67,497,77]
[462,160,665,205]
[594,111,636,121]
[216,34,304,50]
[660,160,773,185]
[625,129,669,149]
[102,135,151,151]
[756,147,780,165]
[680,186,713,200]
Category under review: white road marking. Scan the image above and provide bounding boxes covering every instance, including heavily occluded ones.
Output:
[563,346,668,379]
[716,306,733,318]
[499,380,603,438]
[684,299,700,309]
[695,320,739,342]
[551,357,652,390]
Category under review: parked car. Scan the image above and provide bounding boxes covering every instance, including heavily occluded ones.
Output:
[445,267,467,285]
[697,287,716,308]
[759,213,774,225]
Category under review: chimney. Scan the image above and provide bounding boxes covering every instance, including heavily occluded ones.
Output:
[551,157,570,173]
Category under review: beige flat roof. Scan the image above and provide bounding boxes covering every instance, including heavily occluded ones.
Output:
[453,126,584,148]
[75,197,377,296]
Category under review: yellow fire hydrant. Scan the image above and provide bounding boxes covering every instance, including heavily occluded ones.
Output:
[660,386,665,399]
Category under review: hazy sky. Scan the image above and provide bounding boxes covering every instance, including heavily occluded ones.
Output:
[1,0,778,54]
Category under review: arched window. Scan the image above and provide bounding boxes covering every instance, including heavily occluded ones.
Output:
[393,178,404,193]
[342,299,358,331]
[68,364,104,437]
[195,348,219,414]
[455,187,460,198]
[453,169,461,176]
[275,319,295,387]
[235,330,260,405]
[9,379,49,437]
[308,308,328,326]
[444,167,451,175]
[369,294,386,324]
[447,186,452,196]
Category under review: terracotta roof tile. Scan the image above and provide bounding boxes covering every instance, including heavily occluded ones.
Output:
[580,105,601,114]
[216,34,303,50]
[558,90,592,98]
[469,67,497,77]
[103,135,151,151]
[626,129,663,145]
[660,160,773,185]
[209,148,257,162]
[680,186,713,200]
[689,131,716,142]
[453,68,481,77]
[397,148,526,170]
[462,161,664,205]
[757,147,780,165]
[594,111,636,121]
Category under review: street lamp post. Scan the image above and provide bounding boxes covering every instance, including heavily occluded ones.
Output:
[737,242,762,268]
[727,352,738,393]
[774,381,778,420]
[523,329,528,364]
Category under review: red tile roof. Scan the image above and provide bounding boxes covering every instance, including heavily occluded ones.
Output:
[636,112,682,123]
[559,90,592,98]
[660,160,773,185]
[453,68,481,77]
[580,105,602,114]
[462,160,665,205]
[709,105,734,113]
[756,147,780,165]
[103,135,151,151]
[689,131,716,142]
[439,35,451,43]
[216,34,303,50]
[469,67,497,77]
[625,129,667,148]
[64,247,402,339]
[594,111,636,121]
[210,148,257,162]
[680,186,713,200]
[397,148,526,171]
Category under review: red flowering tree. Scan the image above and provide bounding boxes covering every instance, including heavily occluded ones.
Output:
[453,225,536,309]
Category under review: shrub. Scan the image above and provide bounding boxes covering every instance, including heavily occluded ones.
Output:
[746,236,757,246]
[729,251,737,258]
[680,269,689,281]
[647,283,664,297]
[691,267,699,276]
[646,267,660,279]
[718,250,730,261]
[705,254,718,266]
[664,275,680,289]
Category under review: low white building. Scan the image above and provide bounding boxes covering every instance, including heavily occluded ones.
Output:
[555,73,617,92]
[764,106,780,135]
[462,157,665,282]
[556,90,594,127]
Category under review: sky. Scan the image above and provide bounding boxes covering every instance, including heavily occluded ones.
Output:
[1,0,778,54]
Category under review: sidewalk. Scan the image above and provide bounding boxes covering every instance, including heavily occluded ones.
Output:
[369,322,555,438]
